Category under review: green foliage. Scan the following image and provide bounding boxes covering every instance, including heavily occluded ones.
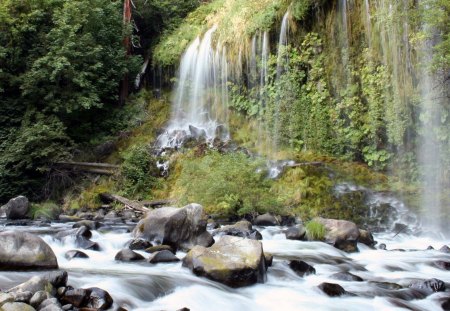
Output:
[120,145,161,199]
[29,201,61,220]
[173,151,278,217]
[305,220,326,241]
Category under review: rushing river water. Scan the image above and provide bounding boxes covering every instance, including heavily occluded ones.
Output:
[0,221,449,311]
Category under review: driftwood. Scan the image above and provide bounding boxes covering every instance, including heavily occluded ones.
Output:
[286,162,324,168]
[55,162,119,175]
[99,193,150,213]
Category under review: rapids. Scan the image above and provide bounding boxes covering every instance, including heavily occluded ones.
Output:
[0,221,448,311]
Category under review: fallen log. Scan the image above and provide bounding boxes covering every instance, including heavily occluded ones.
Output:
[99,193,149,213]
[286,162,324,168]
[141,199,173,207]
[55,162,119,175]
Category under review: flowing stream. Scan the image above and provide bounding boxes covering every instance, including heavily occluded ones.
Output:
[1,219,449,311]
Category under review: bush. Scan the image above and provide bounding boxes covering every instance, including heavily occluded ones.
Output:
[173,151,279,217]
[29,201,61,220]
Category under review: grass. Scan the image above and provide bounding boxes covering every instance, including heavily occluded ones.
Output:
[305,220,326,241]
[29,201,61,220]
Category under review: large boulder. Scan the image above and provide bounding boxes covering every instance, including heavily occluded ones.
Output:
[182,236,266,287]
[315,218,360,253]
[7,271,67,296]
[114,249,144,262]
[2,196,29,220]
[0,302,36,311]
[60,287,113,310]
[213,220,262,240]
[0,231,58,270]
[133,204,213,251]
[253,213,280,226]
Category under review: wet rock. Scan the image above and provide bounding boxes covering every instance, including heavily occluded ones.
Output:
[409,278,445,294]
[440,245,450,253]
[72,220,102,230]
[64,250,89,260]
[426,245,434,250]
[74,227,100,251]
[183,236,266,288]
[84,287,113,310]
[38,298,60,309]
[8,271,67,295]
[148,250,180,264]
[127,238,152,250]
[58,215,81,222]
[0,293,14,306]
[284,225,306,241]
[289,260,316,277]
[0,231,58,270]
[318,282,347,297]
[61,289,89,307]
[379,243,387,250]
[441,296,450,311]
[434,261,450,270]
[330,272,363,282]
[370,281,403,290]
[133,203,214,251]
[315,218,360,253]
[144,245,174,254]
[11,291,32,303]
[206,219,219,230]
[213,220,262,240]
[114,249,145,262]
[2,196,29,220]
[253,213,280,226]
[0,302,36,311]
[188,125,207,141]
[358,229,376,247]
[280,215,297,226]
[264,253,273,268]
[40,305,63,311]
[387,298,425,311]
[61,305,72,311]
[56,287,66,297]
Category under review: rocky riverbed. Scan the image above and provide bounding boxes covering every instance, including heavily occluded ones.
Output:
[0,202,449,311]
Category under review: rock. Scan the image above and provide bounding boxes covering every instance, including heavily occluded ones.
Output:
[148,250,180,264]
[318,282,347,297]
[30,291,50,308]
[7,271,67,295]
[370,281,403,290]
[72,221,102,230]
[284,225,306,240]
[434,261,450,270]
[0,293,14,306]
[441,296,450,311]
[264,253,273,268]
[379,243,387,250]
[39,305,63,311]
[409,278,445,294]
[10,291,32,303]
[206,219,219,230]
[61,289,89,308]
[114,249,145,262]
[315,218,360,253]
[280,215,297,226]
[133,203,213,251]
[144,245,174,254]
[188,125,207,141]
[84,287,113,310]
[74,227,100,251]
[2,196,29,220]
[127,239,152,250]
[183,236,266,287]
[58,215,81,222]
[426,245,434,250]
[440,245,450,253]
[213,220,262,240]
[56,287,66,297]
[358,229,375,247]
[0,302,35,311]
[38,298,60,309]
[330,272,363,282]
[289,260,316,277]
[0,231,58,270]
[253,213,280,226]
[64,250,89,260]
[61,305,72,311]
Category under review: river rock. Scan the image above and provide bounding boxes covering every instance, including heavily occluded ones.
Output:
[38,298,61,310]
[60,289,88,307]
[144,245,174,254]
[183,236,266,287]
[441,296,450,311]
[148,250,180,263]
[11,291,32,303]
[213,220,262,240]
[188,125,207,141]
[409,278,445,294]
[2,196,29,220]
[29,291,50,308]
[358,229,375,247]
[330,272,363,282]
[64,250,89,260]
[114,249,145,262]
[318,282,347,297]
[0,231,58,270]
[289,260,316,277]
[315,218,360,253]
[127,238,152,250]
[0,302,35,311]
[7,271,67,295]
[284,225,306,240]
[74,227,100,251]
[72,220,102,230]
[0,293,14,306]
[84,287,113,310]
[264,253,273,268]
[133,203,213,251]
[253,213,280,226]
[440,245,450,253]
[434,260,450,270]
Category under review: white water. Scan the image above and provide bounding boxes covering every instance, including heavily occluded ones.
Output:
[157,26,230,149]
[1,221,448,311]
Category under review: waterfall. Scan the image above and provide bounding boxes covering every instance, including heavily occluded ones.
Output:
[157,26,229,149]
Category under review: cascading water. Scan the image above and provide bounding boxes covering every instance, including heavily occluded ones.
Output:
[157,26,229,149]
